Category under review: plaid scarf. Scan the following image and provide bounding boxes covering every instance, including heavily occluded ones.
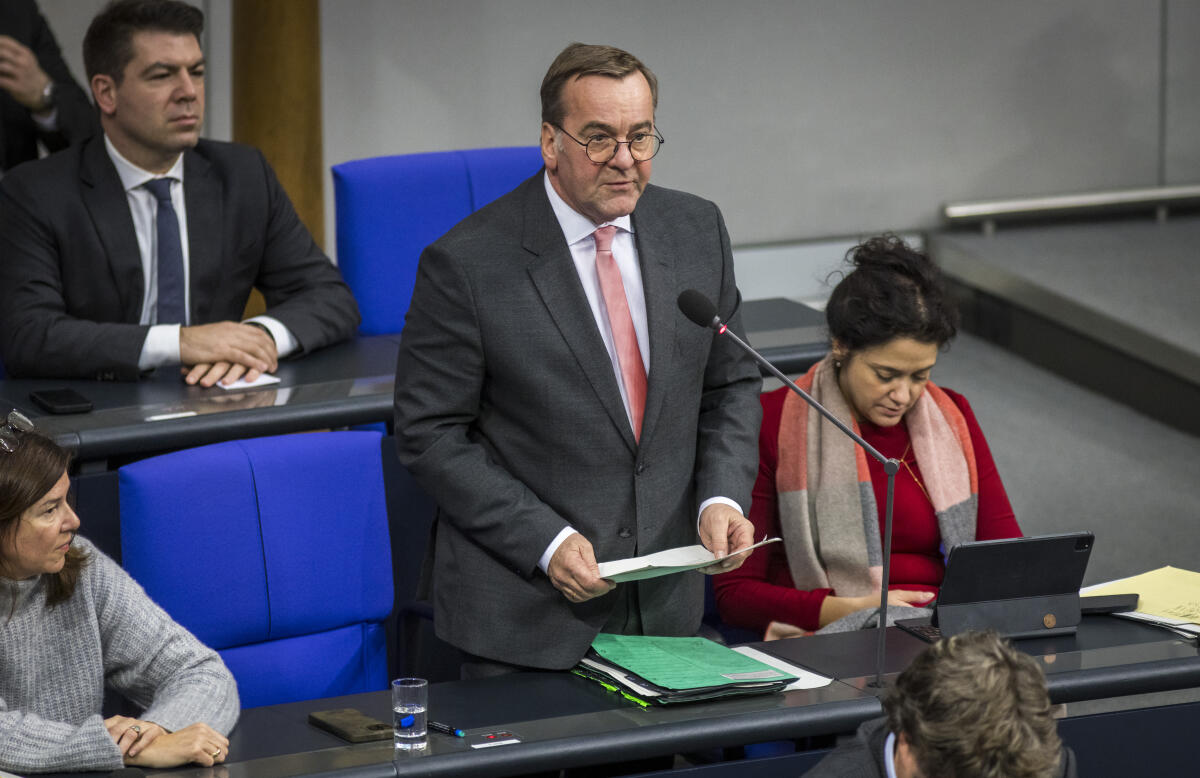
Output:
[776,355,978,599]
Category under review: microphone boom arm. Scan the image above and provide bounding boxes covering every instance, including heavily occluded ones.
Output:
[706,313,900,689]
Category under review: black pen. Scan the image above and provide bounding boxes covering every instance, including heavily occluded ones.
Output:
[429,721,466,737]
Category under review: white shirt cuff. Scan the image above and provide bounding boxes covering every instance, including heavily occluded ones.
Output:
[538,527,580,574]
[245,315,298,358]
[138,324,182,370]
[696,496,743,532]
[31,106,58,131]
[540,499,743,573]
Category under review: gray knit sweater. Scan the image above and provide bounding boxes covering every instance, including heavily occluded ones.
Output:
[0,536,239,773]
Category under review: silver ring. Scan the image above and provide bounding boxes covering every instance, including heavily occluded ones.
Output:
[129,725,141,734]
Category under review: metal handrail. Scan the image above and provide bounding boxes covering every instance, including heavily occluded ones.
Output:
[942,184,1200,231]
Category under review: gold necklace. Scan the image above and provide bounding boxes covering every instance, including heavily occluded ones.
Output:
[900,442,933,504]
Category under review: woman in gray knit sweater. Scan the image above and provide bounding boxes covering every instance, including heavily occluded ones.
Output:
[0,417,240,773]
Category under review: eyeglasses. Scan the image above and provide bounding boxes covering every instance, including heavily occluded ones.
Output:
[0,410,34,454]
[552,123,665,164]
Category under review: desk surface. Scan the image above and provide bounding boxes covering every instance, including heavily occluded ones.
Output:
[757,614,1200,702]
[741,296,826,375]
[144,671,874,778]
[0,335,400,466]
[0,299,824,468]
[119,616,1197,778]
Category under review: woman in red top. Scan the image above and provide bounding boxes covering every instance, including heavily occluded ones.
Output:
[714,236,1021,638]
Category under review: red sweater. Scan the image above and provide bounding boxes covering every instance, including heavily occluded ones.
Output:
[713,385,1021,634]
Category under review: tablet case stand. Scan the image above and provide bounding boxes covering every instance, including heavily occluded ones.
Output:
[936,592,1082,639]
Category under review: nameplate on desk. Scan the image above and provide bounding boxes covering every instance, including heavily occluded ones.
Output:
[469,730,521,749]
[145,410,199,421]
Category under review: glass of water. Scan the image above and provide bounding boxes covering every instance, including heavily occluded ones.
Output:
[392,677,428,750]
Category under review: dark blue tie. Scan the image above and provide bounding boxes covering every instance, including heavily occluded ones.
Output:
[144,178,187,325]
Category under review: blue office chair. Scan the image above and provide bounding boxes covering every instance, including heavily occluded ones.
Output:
[703,575,762,646]
[332,145,544,335]
[118,431,393,708]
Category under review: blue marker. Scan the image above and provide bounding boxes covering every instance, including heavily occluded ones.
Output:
[429,721,466,737]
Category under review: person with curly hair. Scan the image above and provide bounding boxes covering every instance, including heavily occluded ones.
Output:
[808,630,1076,777]
[715,235,1022,636]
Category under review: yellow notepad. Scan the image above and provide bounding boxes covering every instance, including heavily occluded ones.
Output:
[1086,566,1200,624]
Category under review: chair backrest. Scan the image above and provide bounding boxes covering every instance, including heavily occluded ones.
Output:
[332,145,544,335]
[119,431,393,708]
[331,147,542,336]
[703,575,761,646]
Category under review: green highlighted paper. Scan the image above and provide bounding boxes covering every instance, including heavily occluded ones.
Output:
[592,633,791,689]
[574,634,797,705]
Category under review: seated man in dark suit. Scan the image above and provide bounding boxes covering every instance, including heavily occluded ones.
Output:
[0,0,359,384]
[808,630,1076,778]
[0,0,98,172]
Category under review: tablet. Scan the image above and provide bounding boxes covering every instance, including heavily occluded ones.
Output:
[898,531,1094,641]
[937,531,1094,606]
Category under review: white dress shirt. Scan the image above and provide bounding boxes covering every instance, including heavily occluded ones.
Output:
[103,134,297,369]
[885,730,900,778]
[537,173,740,573]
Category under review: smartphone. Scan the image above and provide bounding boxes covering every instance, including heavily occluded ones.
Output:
[308,708,393,743]
[1080,593,1139,614]
[29,388,94,415]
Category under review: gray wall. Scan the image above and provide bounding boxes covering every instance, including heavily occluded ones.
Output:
[1166,0,1200,182]
[319,0,1192,250]
[38,1,1199,253]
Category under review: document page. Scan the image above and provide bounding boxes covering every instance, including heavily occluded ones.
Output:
[732,646,833,690]
[1085,566,1200,623]
[597,538,781,583]
[217,372,281,390]
[1083,566,1200,635]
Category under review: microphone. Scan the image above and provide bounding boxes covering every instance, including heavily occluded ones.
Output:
[678,290,901,688]
[678,288,722,331]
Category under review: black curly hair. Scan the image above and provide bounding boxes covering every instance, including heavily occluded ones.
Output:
[825,235,958,353]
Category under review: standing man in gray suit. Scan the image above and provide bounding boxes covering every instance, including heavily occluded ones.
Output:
[394,43,763,674]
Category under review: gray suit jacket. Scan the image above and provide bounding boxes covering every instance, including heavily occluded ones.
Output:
[0,136,360,380]
[393,172,762,669]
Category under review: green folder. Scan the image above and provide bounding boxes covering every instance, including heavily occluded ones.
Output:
[577,633,795,704]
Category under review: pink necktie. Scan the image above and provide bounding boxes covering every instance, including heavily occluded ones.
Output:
[593,226,647,441]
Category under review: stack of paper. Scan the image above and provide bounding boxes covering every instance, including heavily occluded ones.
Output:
[572,633,800,706]
[1083,566,1200,637]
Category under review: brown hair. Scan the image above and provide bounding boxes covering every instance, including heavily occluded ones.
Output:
[540,42,658,127]
[0,432,88,607]
[884,630,1063,778]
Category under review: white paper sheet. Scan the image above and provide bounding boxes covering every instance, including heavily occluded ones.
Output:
[597,538,781,583]
[731,645,833,690]
[216,372,281,390]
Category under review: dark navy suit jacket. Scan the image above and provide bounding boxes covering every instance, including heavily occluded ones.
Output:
[0,136,359,379]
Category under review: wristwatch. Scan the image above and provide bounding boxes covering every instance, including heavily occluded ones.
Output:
[244,320,276,344]
[37,80,56,112]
